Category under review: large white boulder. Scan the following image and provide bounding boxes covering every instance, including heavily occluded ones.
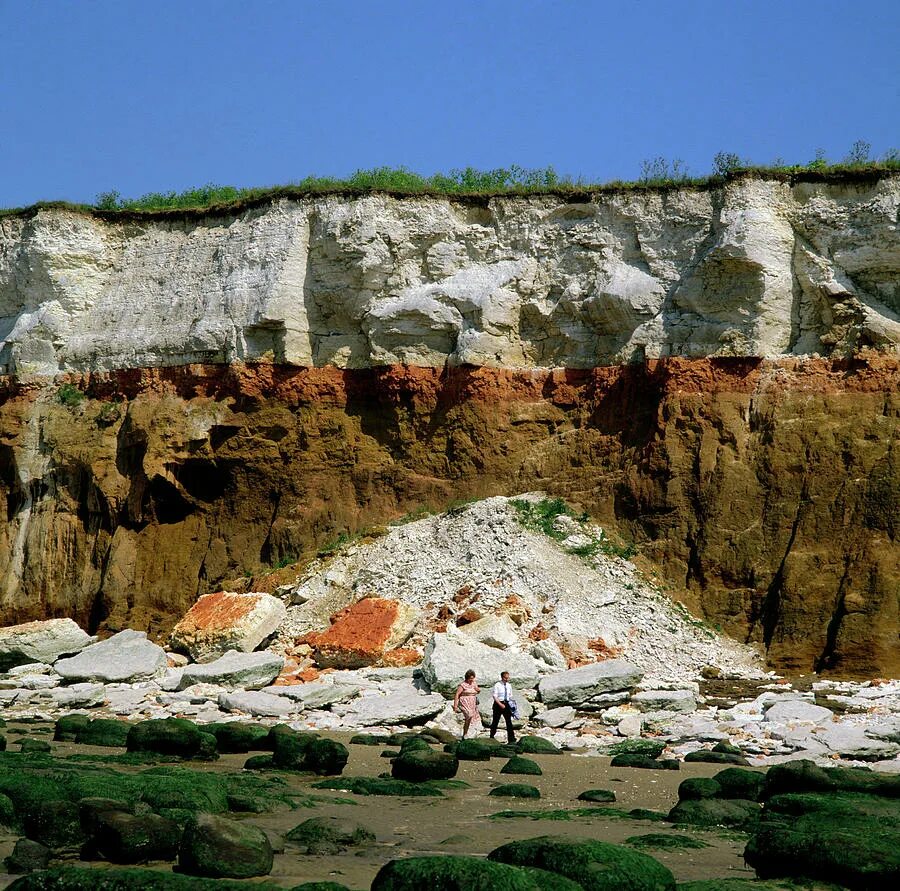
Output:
[332,684,446,726]
[218,690,299,717]
[421,628,544,696]
[178,650,283,691]
[260,681,362,709]
[0,619,91,670]
[458,614,520,649]
[169,591,287,662]
[764,699,834,725]
[54,630,167,683]
[631,689,697,713]
[538,659,643,709]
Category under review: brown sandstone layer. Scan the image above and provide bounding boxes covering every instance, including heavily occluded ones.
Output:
[0,356,897,676]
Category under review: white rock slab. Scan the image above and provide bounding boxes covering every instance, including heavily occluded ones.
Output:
[0,619,91,669]
[48,682,106,708]
[54,630,167,683]
[535,706,576,728]
[260,681,361,709]
[421,628,544,696]
[178,650,283,691]
[218,690,299,717]
[764,699,834,725]
[458,614,520,649]
[332,687,446,726]
[631,689,697,713]
[530,639,567,670]
[814,724,900,761]
[538,659,643,709]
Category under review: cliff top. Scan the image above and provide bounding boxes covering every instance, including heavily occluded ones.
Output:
[4,162,899,222]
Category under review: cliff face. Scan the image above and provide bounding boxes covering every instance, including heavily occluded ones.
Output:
[1,176,898,676]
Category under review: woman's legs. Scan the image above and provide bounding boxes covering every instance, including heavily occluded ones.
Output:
[462,716,472,738]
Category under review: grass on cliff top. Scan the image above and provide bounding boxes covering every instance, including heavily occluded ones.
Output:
[4,150,899,218]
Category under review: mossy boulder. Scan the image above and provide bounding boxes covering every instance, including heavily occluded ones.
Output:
[77,798,133,838]
[271,732,348,775]
[611,754,679,770]
[206,722,270,753]
[313,776,444,797]
[391,749,459,782]
[349,733,390,746]
[517,736,561,755]
[489,784,541,799]
[243,754,274,770]
[745,790,900,888]
[76,719,131,748]
[502,756,543,776]
[398,736,433,754]
[126,719,217,761]
[285,815,375,854]
[18,739,51,754]
[179,812,273,878]
[87,811,182,864]
[683,750,749,767]
[0,791,15,827]
[4,838,50,874]
[371,855,583,890]
[488,834,677,890]
[713,768,765,802]
[678,778,722,801]
[578,789,617,803]
[0,735,6,752]
[668,798,760,830]
[292,884,354,891]
[53,714,90,742]
[606,739,666,759]
[626,834,708,850]
[711,741,744,756]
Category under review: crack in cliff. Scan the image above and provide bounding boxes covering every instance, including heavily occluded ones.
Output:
[815,554,854,672]
[760,481,810,650]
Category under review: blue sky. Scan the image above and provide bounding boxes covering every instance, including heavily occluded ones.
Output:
[2,0,898,207]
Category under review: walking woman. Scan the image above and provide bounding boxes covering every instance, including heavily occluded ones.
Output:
[453,669,481,738]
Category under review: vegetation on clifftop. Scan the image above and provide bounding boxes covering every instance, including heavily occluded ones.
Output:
[2,141,898,218]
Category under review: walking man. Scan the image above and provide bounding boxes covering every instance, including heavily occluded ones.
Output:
[489,670,517,744]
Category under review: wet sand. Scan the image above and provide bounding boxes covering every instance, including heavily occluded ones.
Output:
[0,725,760,889]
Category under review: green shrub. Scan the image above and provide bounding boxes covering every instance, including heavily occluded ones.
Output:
[57,384,85,408]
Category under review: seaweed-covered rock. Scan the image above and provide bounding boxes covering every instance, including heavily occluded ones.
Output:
[291,884,354,891]
[349,733,390,746]
[4,838,50,874]
[488,835,677,890]
[517,736,561,755]
[392,749,459,782]
[372,855,583,890]
[53,714,90,742]
[179,812,273,878]
[271,731,348,775]
[24,800,85,849]
[126,719,217,760]
[677,778,722,801]
[206,722,270,753]
[285,815,375,854]
[0,735,6,752]
[677,881,795,890]
[605,739,666,759]
[489,784,541,799]
[0,791,15,827]
[762,759,900,799]
[502,756,543,776]
[77,719,131,748]
[18,739,51,754]
[667,798,760,830]
[713,768,765,802]
[683,750,749,767]
[451,738,496,761]
[611,754,679,770]
[7,866,283,889]
[77,798,133,838]
[626,834,708,850]
[578,789,617,803]
[243,754,274,770]
[711,741,744,756]
[88,811,181,864]
[397,736,432,755]
[744,790,900,889]
[312,776,444,797]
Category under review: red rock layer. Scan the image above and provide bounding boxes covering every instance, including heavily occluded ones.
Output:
[0,356,897,677]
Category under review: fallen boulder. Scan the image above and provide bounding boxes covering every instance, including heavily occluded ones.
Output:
[126,718,218,760]
[305,598,420,669]
[179,812,273,879]
[332,685,446,726]
[0,619,91,671]
[218,690,299,718]
[285,815,375,854]
[54,631,167,683]
[178,650,283,690]
[538,659,643,709]
[391,749,459,782]
[169,591,286,662]
[457,614,520,649]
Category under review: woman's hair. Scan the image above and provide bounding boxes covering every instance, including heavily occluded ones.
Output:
[464,669,476,680]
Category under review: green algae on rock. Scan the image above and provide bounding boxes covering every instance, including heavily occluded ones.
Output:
[312,776,444,797]
[76,719,131,748]
[489,834,677,891]
[501,756,543,776]
[178,812,273,879]
[126,719,217,760]
[285,815,375,854]
[626,833,709,850]
[7,866,284,889]
[611,754,680,770]
[490,784,541,799]
[578,789,617,803]
[391,748,459,782]
[517,736,562,755]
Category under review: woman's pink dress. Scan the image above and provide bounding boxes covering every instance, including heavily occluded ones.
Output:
[456,681,481,725]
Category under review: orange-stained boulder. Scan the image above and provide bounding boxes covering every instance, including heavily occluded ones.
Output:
[169,591,286,662]
[305,598,420,669]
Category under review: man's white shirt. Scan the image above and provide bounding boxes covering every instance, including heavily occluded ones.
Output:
[492,681,512,703]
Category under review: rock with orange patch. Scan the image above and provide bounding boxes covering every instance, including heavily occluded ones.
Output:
[381,648,421,667]
[306,598,420,669]
[169,591,286,662]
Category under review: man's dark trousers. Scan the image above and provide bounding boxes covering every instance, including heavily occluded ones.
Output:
[490,702,516,744]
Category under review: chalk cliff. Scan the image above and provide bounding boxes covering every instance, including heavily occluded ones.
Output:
[1,173,897,675]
